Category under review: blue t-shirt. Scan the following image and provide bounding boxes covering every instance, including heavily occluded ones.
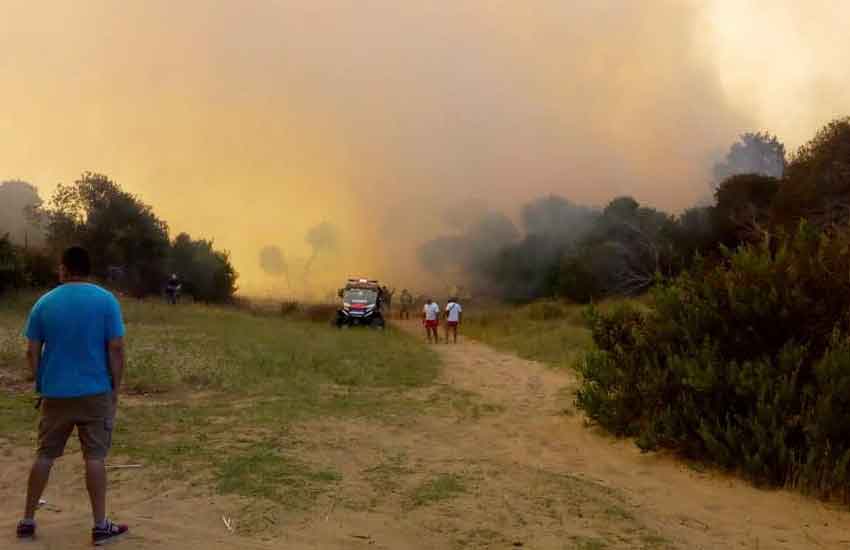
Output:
[25,283,125,398]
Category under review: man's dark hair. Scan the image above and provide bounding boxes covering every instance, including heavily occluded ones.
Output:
[62,246,91,277]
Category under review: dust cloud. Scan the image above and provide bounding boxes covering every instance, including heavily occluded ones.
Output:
[1,1,848,296]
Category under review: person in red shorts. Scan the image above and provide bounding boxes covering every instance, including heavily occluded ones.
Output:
[444,297,463,344]
[422,298,440,343]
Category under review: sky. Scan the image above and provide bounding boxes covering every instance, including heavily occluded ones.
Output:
[1,0,848,295]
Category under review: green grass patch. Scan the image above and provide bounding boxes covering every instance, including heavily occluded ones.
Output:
[408,473,467,508]
[118,301,438,394]
[462,298,649,370]
[0,392,38,448]
[0,292,37,370]
[216,444,340,508]
[572,536,609,550]
[0,294,440,514]
[462,300,592,369]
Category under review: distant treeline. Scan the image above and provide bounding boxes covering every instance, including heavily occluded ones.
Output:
[419,120,850,304]
[0,173,237,302]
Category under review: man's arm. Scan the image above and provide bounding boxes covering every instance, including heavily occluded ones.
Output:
[108,337,125,407]
[26,340,42,383]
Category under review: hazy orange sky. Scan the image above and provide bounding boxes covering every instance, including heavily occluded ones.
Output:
[1,1,848,294]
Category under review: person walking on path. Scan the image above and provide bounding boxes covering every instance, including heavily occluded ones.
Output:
[423,297,440,343]
[444,297,463,344]
[17,246,129,546]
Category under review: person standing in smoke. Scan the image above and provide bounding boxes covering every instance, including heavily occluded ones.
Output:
[399,289,413,319]
[385,287,395,318]
[444,297,463,344]
[422,298,440,343]
[165,274,181,305]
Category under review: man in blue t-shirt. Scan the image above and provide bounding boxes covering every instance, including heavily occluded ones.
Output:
[17,247,130,545]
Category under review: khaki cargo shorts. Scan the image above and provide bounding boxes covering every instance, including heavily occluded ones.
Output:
[38,392,114,460]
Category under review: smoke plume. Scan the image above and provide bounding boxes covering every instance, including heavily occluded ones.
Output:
[2,1,848,295]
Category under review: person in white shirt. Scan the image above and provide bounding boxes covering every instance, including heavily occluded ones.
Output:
[444,298,463,344]
[422,298,440,343]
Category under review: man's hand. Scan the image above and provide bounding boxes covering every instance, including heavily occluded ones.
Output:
[26,340,42,385]
[108,337,125,415]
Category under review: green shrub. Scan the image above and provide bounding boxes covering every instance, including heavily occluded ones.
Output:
[576,222,850,499]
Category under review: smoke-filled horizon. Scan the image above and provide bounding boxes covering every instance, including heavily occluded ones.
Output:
[2,1,848,294]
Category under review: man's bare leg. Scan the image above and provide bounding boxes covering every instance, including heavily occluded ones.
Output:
[85,458,107,525]
[23,457,54,520]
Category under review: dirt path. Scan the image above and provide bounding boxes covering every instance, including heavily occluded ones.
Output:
[2,325,848,549]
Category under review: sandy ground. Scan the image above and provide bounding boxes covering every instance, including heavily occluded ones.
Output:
[2,322,849,549]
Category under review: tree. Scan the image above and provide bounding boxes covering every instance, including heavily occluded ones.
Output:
[669,206,722,265]
[259,245,290,290]
[418,235,468,275]
[0,180,43,247]
[581,197,677,295]
[774,117,850,227]
[303,222,338,278]
[0,234,21,293]
[170,233,238,303]
[418,212,519,288]
[712,132,786,190]
[521,195,594,240]
[556,255,598,303]
[464,212,520,272]
[485,234,561,301]
[0,235,55,292]
[41,172,170,296]
[714,174,780,242]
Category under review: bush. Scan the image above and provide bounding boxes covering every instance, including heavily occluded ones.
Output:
[576,222,850,499]
[0,235,57,293]
[169,233,238,303]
